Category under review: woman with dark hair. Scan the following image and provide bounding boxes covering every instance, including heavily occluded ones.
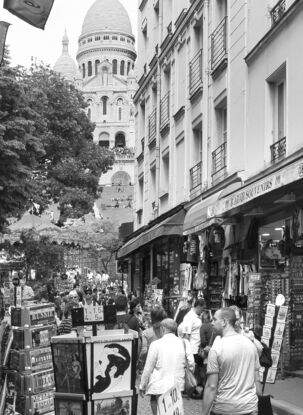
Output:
[93,343,131,393]
[129,298,145,331]
[138,306,167,372]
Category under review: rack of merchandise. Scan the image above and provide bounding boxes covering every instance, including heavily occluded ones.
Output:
[3,303,57,414]
[51,330,138,415]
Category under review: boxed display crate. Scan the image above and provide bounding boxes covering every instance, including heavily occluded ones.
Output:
[10,346,53,373]
[16,390,54,415]
[12,325,57,350]
[91,390,138,415]
[11,303,55,327]
[54,394,88,415]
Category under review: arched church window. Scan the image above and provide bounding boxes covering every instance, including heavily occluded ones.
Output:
[115,132,125,147]
[82,63,85,78]
[113,59,117,75]
[120,60,125,76]
[95,60,100,75]
[101,67,108,85]
[88,61,92,76]
[117,98,123,121]
[101,96,108,115]
[127,61,131,75]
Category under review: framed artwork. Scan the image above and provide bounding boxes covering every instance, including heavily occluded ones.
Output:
[91,339,132,398]
[262,326,272,339]
[271,338,283,353]
[277,306,288,322]
[266,304,276,317]
[54,398,86,415]
[271,352,280,368]
[266,368,277,384]
[93,395,133,415]
[274,322,285,338]
[264,316,273,328]
[51,342,87,395]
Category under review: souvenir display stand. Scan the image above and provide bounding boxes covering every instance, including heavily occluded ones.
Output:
[51,329,138,415]
[2,302,56,414]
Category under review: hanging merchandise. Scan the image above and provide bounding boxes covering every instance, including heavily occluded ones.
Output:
[4,0,54,30]
[208,225,225,257]
[193,261,207,291]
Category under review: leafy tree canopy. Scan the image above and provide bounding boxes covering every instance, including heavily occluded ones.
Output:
[0,60,115,230]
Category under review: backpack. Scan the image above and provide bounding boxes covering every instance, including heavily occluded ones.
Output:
[259,342,273,368]
[113,314,133,331]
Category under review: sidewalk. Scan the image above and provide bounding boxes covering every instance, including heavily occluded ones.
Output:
[264,376,303,415]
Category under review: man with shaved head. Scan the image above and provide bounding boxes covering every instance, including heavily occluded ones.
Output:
[201,308,260,415]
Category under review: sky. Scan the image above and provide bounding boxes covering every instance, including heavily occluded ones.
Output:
[2,0,138,68]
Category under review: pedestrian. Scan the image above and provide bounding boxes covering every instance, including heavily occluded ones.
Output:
[137,305,167,373]
[201,307,261,415]
[175,294,193,326]
[57,303,73,335]
[199,310,215,393]
[129,298,146,331]
[114,294,140,332]
[181,298,205,398]
[139,318,194,415]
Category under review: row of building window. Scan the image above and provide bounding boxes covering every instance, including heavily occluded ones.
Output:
[82,60,133,78]
[81,36,133,45]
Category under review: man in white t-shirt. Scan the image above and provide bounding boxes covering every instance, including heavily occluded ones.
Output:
[202,308,260,415]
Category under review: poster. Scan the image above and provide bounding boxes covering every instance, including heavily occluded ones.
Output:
[277,306,288,322]
[274,322,285,338]
[266,368,277,384]
[55,399,85,415]
[52,342,86,394]
[158,385,184,415]
[266,304,276,317]
[92,340,132,397]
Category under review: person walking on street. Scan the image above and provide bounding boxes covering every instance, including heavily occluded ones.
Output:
[181,298,204,398]
[202,307,261,415]
[139,318,194,415]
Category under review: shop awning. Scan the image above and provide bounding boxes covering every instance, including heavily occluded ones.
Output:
[117,209,185,258]
[183,192,223,235]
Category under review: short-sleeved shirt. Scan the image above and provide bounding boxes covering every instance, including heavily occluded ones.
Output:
[207,333,259,414]
[182,308,202,354]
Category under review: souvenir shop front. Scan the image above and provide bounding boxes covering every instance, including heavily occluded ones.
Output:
[183,159,303,373]
[117,205,200,317]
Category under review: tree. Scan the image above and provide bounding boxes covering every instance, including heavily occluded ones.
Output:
[0,60,115,230]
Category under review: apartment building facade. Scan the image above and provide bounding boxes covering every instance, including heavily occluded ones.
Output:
[118,0,303,346]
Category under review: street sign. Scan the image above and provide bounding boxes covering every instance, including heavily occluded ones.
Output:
[158,385,184,415]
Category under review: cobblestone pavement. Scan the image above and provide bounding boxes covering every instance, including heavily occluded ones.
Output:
[137,394,202,415]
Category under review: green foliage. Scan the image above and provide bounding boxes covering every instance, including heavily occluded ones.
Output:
[0,61,115,230]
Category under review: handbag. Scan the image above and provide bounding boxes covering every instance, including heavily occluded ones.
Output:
[182,340,197,394]
[258,395,273,415]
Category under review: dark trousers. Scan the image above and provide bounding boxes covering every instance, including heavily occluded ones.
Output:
[193,354,204,387]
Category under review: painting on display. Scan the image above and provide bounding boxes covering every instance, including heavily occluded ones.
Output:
[92,340,132,397]
[54,399,86,415]
[93,395,133,415]
[51,342,86,395]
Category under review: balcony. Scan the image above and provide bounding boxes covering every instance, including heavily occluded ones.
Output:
[112,146,135,161]
[148,108,157,147]
[189,49,203,99]
[271,0,286,25]
[189,161,202,199]
[211,17,228,76]
[270,136,286,163]
[212,142,227,185]
[160,91,170,135]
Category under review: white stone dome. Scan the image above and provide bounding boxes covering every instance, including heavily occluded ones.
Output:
[54,31,77,82]
[81,0,133,37]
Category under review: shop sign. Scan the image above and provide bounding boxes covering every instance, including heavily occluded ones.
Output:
[208,158,303,217]
[158,385,184,415]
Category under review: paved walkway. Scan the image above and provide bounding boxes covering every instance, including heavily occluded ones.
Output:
[138,394,201,415]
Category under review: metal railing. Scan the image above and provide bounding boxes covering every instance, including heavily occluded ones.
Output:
[271,136,286,163]
[189,49,203,97]
[160,91,170,133]
[271,0,286,25]
[212,142,227,183]
[211,16,227,71]
[148,108,157,145]
[190,161,202,190]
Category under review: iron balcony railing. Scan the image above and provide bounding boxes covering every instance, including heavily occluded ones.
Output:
[148,108,157,145]
[160,91,170,133]
[190,161,202,190]
[211,16,227,71]
[271,0,286,25]
[189,49,203,97]
[212,142,227,183]
[271,136,286,163]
